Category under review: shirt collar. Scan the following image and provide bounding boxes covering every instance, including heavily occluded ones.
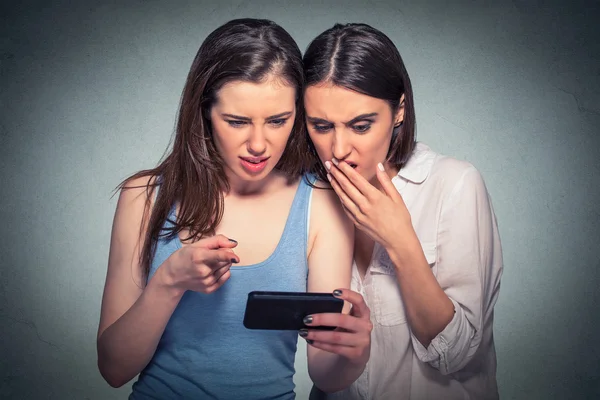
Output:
[395,142,436,184]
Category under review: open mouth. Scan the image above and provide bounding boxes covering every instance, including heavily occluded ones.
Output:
[240,156,269,163]
[243,158,266,164]
[240,156,269,173]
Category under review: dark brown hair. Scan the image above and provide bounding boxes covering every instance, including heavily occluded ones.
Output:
[302,23,416,182]
[118,18,307,282]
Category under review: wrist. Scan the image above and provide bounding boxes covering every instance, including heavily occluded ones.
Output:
[151,259,186,300]
[384,229,423,272]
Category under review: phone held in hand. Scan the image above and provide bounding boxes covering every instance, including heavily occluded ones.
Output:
[243,291,343,331]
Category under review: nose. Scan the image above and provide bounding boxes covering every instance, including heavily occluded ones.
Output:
[332,131,352,161]
[247,126,267,156]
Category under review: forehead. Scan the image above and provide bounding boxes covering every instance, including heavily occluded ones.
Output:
[214,78,296,114]
[304,84,390,120]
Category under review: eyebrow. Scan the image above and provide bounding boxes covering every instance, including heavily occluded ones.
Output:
[307,113,379,125]
[221,111,293,121]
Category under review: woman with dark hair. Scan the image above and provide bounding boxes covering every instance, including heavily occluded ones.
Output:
[303,23,503,399]
[96,19,372,399]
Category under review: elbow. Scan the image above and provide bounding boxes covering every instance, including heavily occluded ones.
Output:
[309,367,364,394]
[98,362,127,388]
[101,370,131,388]
[98,356,133,388]
[97,336,134,388]
[313,383,344,394]
[437,341,481,376]
[106,377,127,389]
[415,336,481,376]
[424,305,480,375]
[308,371,343,394]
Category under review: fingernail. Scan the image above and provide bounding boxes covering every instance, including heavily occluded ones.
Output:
[306,339,314,345]
[303,315,313,325]
[377,162,385,172]
[326,173,332,182]
[332,158,339,166]
[333,289,343,297]
[231,258,238,264]
[228,238,238,244]
[298,329,308,338]
[325,161,332,170]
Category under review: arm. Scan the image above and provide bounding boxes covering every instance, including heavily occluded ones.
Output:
[97,177,239,387]
[324,159,501,375]
[97,177,184,387]
[304,186,370,393]
[397,166,503,374]
[385,230,454,347]
[325,159,453,345]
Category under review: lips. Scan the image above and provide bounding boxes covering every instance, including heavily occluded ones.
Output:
[240,156,269,164]
[239,156,270,174]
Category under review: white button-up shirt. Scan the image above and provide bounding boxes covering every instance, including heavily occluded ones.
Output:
[313,143,503,400]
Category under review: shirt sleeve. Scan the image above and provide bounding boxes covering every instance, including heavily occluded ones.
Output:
[410,165,502,375]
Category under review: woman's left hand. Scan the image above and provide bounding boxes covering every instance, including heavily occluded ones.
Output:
[300,289,372,366]
[324,159,411,250]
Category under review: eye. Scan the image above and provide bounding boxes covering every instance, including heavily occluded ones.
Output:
[312,124,333,133]
[268,118,288,127]
[353,123,372,133]
[226,120,248,128]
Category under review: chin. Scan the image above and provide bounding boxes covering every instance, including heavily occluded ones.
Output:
[245,166,277,179]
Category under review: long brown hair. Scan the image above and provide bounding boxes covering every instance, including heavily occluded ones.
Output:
[303,23,417,183]
[118,19,307,283]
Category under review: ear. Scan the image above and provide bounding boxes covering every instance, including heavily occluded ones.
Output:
[394,94,406,127]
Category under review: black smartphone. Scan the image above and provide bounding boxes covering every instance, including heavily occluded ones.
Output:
[243,291,344,331]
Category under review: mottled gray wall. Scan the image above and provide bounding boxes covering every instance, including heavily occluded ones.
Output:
[1,0,598,399]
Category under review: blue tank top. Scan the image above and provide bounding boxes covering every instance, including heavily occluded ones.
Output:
[130,176,313,399]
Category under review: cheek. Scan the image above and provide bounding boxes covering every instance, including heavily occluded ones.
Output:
[211,125,238,155]
[361,129,392,157]
[369,141,390,159]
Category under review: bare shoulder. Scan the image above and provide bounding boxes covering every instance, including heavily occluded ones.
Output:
[118,175,159,208]
[98,174,158,339]
[310,184,347,227]
[111,174,159,277]
[308,181,354,255]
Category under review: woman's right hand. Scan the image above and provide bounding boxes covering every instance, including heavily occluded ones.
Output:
[302,289,372,366]
[158,234,240,295]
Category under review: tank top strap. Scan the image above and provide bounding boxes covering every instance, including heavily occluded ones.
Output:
[283,174,314,231]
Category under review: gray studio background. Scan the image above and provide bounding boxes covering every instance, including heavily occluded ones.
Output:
[1,0,598,399]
